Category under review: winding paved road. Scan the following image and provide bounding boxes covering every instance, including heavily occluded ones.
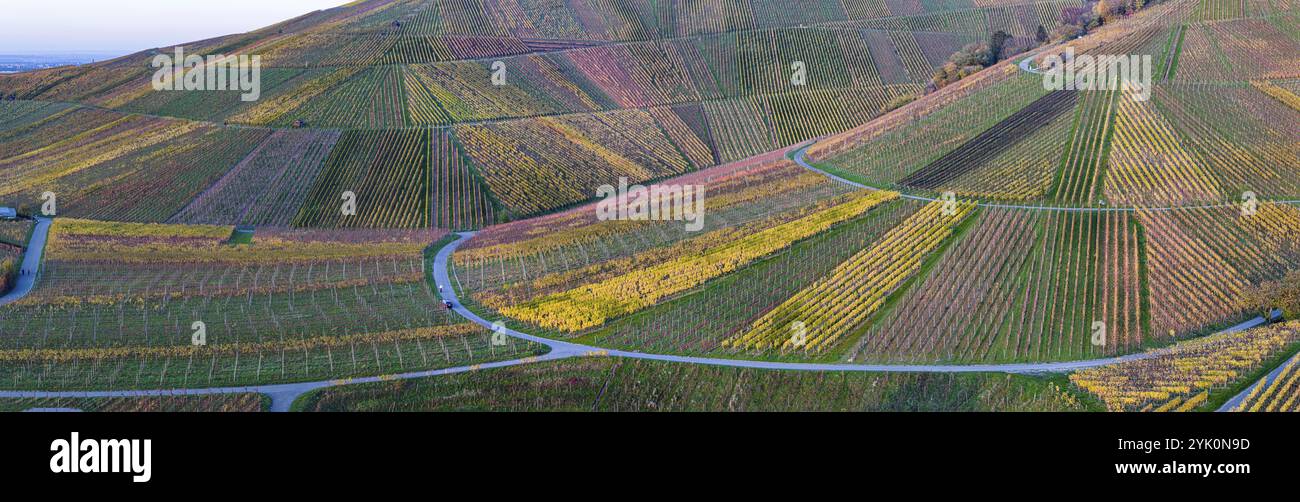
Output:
[1019,53,1046,75]
[5,230,1252,412]
[0,52,1286,411]
[0,217,50,307]
[789,52,1300,213]
[0,351,574,412]
[792,146,1300,213]
[433,231,1184,374]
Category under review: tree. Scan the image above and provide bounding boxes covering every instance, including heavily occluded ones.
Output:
[880,93,918,114]
[1094,0,1126,22]
[998,37,1033,61]
[1239,270,1300,320]
[928,43,994,91]
[1052,24,1085,41]
[1036,25,1049,43]
[989,31,1011,63]
[950,42,993,68]
[1062,4,1096,27]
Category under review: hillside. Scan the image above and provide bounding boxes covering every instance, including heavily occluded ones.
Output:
[0,0,1085,224]
[1,0,1299,417]
[448,0,1300,362]
[808,0,1300,207]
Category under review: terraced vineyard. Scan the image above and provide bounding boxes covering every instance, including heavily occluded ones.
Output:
[1,0,1299,419]
[898,90,1078,190]
[293,129,495,228]
[809,71,1054,191]
[858,209,1147,362]
[0,220,543,390]
[0,0,1089,230]
[455,109,695,216]
[501,189,900,333]
[1234,352,1300,412]
[1051,90,1116,204]
[297,358,1087,412]
[0,244,19,296]
[1071,321,1300,411]
[0,219,32,248]
[724,199,974,354]
[0,394,268,412]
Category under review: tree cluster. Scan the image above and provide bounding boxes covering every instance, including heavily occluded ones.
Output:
[1240,270,1300,320]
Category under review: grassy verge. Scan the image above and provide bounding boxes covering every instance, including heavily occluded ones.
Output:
[1133,215,1154,341]
[1167,25,1186,80]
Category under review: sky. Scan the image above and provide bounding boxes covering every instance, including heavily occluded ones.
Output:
[0,0,352,55]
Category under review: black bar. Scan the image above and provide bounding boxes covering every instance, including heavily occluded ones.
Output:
[0,412,1289,492]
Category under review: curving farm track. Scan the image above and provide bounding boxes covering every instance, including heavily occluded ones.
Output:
[0,54,1285,412]
[0,217,49,307]
[0,227,1275,411]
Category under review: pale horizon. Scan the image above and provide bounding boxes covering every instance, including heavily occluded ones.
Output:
[0,0,352,55]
